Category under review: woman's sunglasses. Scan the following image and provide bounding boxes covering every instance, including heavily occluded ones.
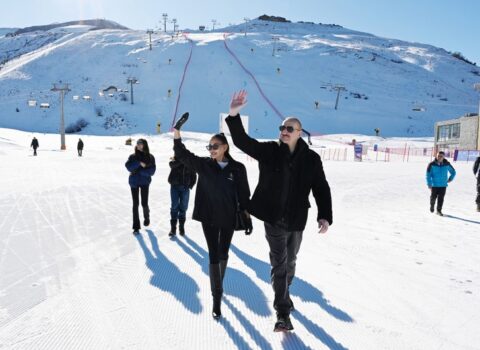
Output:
[206,143,224,151]
[279,125,300,133]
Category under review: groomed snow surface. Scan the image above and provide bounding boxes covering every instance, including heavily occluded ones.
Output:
[0,128,479,350]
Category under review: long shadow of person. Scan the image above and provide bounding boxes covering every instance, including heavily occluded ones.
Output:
[444,215,480,225]
[230,244,351,348]
[229,244,353,323]
[174,235,273,350]
[135,230,202,314]
[177,235,271,317]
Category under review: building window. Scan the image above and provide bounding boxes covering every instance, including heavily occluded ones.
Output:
[437,123,460,141]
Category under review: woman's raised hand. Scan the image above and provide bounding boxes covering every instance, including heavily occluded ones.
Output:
[229,90,248,116]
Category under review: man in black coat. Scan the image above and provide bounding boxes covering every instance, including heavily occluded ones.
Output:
[474,156,480,212]
[30,137,39,156]
[77,138,84,157]
[225,90,332,332]
[168,157,197,236]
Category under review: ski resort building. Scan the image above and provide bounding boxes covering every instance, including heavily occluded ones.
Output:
[434,113,480,151]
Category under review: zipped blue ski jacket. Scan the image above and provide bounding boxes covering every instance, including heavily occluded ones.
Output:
[426,159,456,188]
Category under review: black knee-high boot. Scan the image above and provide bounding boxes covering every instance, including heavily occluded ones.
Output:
[209,263,223,319]
[219,259,228,282]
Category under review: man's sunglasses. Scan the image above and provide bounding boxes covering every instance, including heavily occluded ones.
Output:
[206,143,224,151]
[279,125,300,133]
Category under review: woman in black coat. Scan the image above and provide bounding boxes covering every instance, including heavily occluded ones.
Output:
[173,125,251,320]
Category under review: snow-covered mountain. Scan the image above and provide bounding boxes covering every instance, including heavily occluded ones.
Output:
[0,17,478,138]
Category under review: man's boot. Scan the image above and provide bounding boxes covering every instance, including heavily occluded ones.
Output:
[178,218,186,236]
[169,219,177,237]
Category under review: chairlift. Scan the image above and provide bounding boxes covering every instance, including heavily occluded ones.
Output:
[412,105,426,112]
[40,103,50,109]
[73,95,80,100]
[28,100,37,107]
[83,95,91,100]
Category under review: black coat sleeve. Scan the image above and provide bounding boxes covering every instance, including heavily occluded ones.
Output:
[234,162,251,211]
[173,138,208,174]
[225,114,277,162]
[311,155,333,225]
[190,171,197,188]
[474,157,480,176]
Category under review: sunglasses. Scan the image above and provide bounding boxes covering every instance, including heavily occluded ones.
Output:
[206,143,224,151]
[279,125,300,133]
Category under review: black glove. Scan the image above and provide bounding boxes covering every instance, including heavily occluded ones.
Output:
[174,112,189,130]
[245,217,253,235]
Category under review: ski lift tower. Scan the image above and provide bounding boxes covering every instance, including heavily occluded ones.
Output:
[475,83,480,150]
[51,83,71,150]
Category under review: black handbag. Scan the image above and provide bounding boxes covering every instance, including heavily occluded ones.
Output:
[235,206,248,231]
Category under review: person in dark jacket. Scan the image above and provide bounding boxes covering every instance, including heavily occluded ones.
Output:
[474,156,480,212]
[173,122,252,320]
[225,90,332,332]
[125,139,156,234]
[30,137,39,156]
[168,156,197,236]
[77,138,84,157]
[426,151,456,216]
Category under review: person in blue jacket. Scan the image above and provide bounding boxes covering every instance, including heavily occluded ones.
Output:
[426,151,456,216]
[125,139,156,234]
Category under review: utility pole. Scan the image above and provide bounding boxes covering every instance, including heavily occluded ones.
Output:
[243,17,250,36]
[127,77,138,105]
[271,36,279,56]
[474,83,480,150]
[51,83,71,150]
[333,85,346,110]
[147,29,154,50]
[162,13,168,32]
[172,18,177,33]
[211,19,217,31]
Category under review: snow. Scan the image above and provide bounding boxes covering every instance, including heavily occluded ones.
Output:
[0,20,479,138]
[1,127,479,349]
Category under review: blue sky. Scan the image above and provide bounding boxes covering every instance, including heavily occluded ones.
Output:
[2,0,479,64]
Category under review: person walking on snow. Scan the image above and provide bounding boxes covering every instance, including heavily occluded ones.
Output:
[426,151,456,216]
[30,137,39,156]
[173,116,252,320]
[225,90,333,332]
[77,138,84,157]
[125,139,156,235]
[168,156,197,236]
[474,156,480,212]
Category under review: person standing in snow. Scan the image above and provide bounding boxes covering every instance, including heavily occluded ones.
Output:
[172,116,252,320]
[474,156,480,212]
[225,90,333,332]
[168,156,197,236]
[125,139,156,235]
[426,151,456,216]
[30,137,39,156]
[77,138,84,157]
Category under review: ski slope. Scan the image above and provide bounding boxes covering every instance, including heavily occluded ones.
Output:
[0,19,479,138]
[0,128,479,349]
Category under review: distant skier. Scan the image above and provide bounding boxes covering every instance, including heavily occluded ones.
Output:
[173,113,252,320]
[77,138,84,157]
[30,137,39,156]
[125,139,156,235]
[474,156,480,212]
[426,151,456,216]
[168,156,197,236]
[225,90,333,332]
[374,128,380,137]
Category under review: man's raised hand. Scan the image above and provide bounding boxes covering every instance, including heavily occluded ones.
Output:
[229,90,248,116]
